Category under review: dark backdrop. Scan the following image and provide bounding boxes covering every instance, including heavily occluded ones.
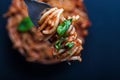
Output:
[0,0,120,80]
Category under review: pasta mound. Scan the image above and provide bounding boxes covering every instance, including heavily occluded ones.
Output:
[5,0,90,64]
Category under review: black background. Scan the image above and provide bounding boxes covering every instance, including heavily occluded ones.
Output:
[0,0,120,80]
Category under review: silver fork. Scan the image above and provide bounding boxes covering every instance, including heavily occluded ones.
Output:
[24,0,51,26]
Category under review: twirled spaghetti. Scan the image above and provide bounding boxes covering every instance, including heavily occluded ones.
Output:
[4,0,90,64]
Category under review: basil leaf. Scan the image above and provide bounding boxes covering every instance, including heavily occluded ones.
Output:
[17,17,33,32]
[55,40,61,50]
[65,42,74,48]
[55,37,65,50]
[57,18,72,36]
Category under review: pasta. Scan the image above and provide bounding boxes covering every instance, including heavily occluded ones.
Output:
[4,0,90,64]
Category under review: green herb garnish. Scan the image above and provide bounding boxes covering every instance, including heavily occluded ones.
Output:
[57,19,72,36]
[17,17,33,32]
[55,37,65,50]
[55,40,61,50]
[65,42,74,48]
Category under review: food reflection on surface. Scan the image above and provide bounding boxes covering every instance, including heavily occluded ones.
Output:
[4,0,90,64]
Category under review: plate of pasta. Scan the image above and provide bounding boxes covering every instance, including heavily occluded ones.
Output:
[4,0,90,64]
